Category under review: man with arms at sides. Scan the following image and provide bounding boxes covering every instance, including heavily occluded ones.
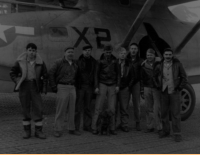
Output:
[10,43,47,139]
[140,48,162,133]
[154,48,187,142]
[128,43,143,131]
[117,47,134,132]
[92,44,120,135]
[75,45,96,134]
[49,47,80,137]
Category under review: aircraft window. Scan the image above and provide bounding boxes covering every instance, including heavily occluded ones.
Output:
[11,4,17,13]
[17,0,35,2]
[49,27,68,41]
[0,3,11,15]
[18,4,36,13]
[119,0,130,6]
[37,0,79,7]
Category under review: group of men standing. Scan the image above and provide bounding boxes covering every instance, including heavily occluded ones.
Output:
[10,42,187,142]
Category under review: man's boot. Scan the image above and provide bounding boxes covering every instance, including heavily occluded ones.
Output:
[35,125,46,139]
[23,125,31,139]
[136,122,141,131]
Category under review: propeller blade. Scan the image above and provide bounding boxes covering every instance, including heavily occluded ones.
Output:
[121,0,155,48]
[175,19,200,54]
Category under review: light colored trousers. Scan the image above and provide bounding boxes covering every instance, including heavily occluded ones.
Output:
[92,83,117,130]
[54,84,76,132]
[144,87,162,130]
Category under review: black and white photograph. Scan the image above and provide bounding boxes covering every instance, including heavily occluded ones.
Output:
[0,0,200,153]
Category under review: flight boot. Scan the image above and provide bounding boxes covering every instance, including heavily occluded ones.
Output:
[23,125,31,139]
[35,125,46,139]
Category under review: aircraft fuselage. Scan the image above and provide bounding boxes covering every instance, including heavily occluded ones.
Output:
[0,4,199,92]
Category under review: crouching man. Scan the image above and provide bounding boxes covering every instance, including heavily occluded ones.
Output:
[154,48,188,142]
[10,43,47,139]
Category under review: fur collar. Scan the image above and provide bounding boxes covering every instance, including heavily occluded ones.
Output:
[141,57,161,66]
[17,52,43,64]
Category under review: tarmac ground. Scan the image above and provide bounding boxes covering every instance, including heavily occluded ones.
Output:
[0,84,200,153]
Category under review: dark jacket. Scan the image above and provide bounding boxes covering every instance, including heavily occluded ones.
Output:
[153,57,188,91]
[140,57,161,90]
[100,53,116,60]
[77,55,96,88]
[118,59,134,90]
[10,52,48,92]
[127,52,144,87]
[95,55,120,88]
[48,57,78,88]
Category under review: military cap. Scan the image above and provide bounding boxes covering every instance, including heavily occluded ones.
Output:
[64,47,74,52]
[83,44,92,50]
[146,48,156,55]
[104,44,113,51]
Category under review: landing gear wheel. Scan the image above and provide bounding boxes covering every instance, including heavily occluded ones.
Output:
[181,83,196,121]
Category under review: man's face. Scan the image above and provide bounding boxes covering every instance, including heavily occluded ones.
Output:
[27,47,37,59]
[83,48,92,58]
[129,45,138,57]
[146,52,155,62]
[119,50,127,60]
[105,50,112,58]
[65,49,74,60]
[163,51,173,62]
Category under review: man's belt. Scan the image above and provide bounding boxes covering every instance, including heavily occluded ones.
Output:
[58,82,74,85]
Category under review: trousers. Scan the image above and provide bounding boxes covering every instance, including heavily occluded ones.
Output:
[54,84,76,131]
[161,88,181,134]
[118,87,130,127]
[144,87,162,130]
[130,82,140,123]
[75,85,93,130]
[19,81,43,125]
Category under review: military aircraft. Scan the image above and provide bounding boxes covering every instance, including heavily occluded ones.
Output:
[0,0,199,120]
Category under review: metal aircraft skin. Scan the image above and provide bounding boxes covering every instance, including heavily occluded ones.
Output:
[0,0,199,93]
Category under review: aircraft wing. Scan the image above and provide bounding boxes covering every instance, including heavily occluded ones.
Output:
[167,0,198,6]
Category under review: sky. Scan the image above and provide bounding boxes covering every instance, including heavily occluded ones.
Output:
[169,1,200,22]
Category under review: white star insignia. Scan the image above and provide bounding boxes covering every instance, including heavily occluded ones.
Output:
[0,24,13,43]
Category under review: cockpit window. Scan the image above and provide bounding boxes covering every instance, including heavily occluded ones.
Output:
[49,27,68,42]
[119,0,130,6]
[0,2,36,14]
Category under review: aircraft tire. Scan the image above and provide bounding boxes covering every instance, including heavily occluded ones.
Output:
[180,83,196,121]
